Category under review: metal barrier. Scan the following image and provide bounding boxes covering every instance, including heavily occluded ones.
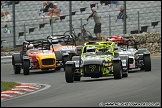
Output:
[1,56,12,63]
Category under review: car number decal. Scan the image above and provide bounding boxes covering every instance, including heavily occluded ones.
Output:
[89,65,96,72]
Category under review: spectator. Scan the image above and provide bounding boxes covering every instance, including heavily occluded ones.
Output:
[4,24,11,34]
[87,7,102,40]
[48,3,61,25]
[1,11,5,17]
[39,1,48,15]
[53,3,61,17]
[115,6,127,22]
[46,1,54,10]
[40,1,54,16]
[2,11,11,22]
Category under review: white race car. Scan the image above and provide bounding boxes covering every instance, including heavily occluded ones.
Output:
[117,39,151,72]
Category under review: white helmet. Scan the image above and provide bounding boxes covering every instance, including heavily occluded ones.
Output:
[27,44,34,49]
[86,46,96,53]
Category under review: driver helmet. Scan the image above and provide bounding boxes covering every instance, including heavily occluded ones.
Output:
[27,44,34,49]
[86,46,96,54]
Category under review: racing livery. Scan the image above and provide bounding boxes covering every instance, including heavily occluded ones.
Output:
[12,39,58,75]
[65,41,128,83]
[117,38,151,71]
[47,35,83,70]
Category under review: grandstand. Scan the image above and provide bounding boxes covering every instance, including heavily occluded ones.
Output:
[1,1,161,48]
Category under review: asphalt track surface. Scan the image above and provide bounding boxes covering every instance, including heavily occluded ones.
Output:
[1,57,161,107]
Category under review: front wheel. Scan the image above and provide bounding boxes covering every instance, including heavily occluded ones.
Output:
[14,65,21,74]
[143,55,151,71]
[23,60,30,75]
[113,61,122,79]
[63,56,70,71]
[65,65,74,83]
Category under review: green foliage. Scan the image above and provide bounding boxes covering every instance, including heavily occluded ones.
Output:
[1,81,20,92]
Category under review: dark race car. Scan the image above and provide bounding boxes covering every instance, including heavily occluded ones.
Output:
[47,35,83,70]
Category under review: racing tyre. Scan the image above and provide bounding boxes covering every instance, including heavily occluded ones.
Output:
[63,56,70,71]
[113,61,122,79]
[14,66,21,74]
[65,65,74,83]
[12,54,22,74]
[23,60,30,75]
[143,55,151,71]
[12,54,21,65]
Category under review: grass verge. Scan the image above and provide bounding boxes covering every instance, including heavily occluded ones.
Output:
[1,81,20,92]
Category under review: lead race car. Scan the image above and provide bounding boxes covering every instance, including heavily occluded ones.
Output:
[12,39,58,75]
[117,38,151,72]
[64,41,129,83]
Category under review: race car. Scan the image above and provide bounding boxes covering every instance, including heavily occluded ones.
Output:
[117,39,151,72]
[106,35,135,45]
[64,41,129,83]
[12,39,59,75]
[47,35,83,70]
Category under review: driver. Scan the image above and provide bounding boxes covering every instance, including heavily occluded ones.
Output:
[26,44,34,50]
[86,46,96,54]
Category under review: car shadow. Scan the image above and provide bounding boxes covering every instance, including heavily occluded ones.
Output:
[17,68,65,75]
[78,77,115,83]
[128,69,144,73]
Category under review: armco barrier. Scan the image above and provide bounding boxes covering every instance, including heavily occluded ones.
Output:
[1,56,12,63]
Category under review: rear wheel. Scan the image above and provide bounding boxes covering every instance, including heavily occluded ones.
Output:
[23,60,30,75]
[65,65,74,83]
[14,66,21,74]
[12,54,22,74]
[63,56,70,71]
[113,61,122,79]
[143,55,151,71]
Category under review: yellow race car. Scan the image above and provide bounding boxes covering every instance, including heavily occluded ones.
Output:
[12,39,58,75]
